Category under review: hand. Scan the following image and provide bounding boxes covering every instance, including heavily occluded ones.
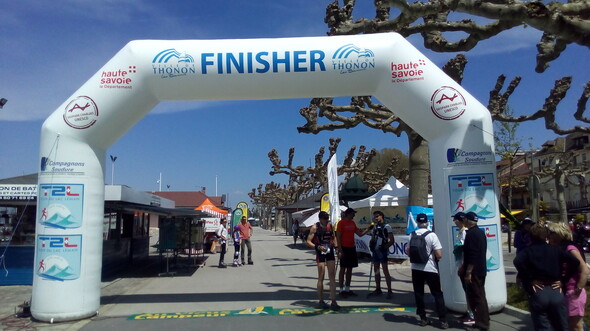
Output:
[464,272,472,284]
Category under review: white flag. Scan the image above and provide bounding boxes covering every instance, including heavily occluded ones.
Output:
[327,154,340,225]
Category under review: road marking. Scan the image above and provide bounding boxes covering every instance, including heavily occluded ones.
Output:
[128,305,415,320]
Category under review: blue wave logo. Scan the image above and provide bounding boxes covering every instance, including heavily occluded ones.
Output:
[332,44,376,74]
[333,44,375,59]
[152,49,195,63]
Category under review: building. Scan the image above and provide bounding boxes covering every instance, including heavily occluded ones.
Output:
[0,174,207,285]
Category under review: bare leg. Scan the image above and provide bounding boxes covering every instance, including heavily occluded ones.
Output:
[326,260,337,302]
[317,261,326,302]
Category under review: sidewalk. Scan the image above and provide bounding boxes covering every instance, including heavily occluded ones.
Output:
[0,228,531,330]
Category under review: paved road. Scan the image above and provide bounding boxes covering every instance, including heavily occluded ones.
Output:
[1,229,530,330]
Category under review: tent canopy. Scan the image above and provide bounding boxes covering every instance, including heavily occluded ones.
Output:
[301,205,347,227]
[194,197,228,217]
[348,177,433,208]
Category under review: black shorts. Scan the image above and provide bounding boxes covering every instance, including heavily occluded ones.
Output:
[316,252,336,263]
[339,246,358,268]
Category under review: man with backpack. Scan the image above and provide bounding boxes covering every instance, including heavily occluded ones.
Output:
[407,213,448,329]
[368,210,395,299]
[306,211,340,310]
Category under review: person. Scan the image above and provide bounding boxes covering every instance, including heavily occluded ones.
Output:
[216,218,228,268]
[292,220,300,245]
[548,222,588,331]
[452,212,475,326]
[514,222,580,331]
[407,213,448,329]
[514,217,534,253]
[306,211,340,310]
[367,210,394,299]
[335,207,371,297]
[238,216,254,265]
[458,212,490,331]
[232,224,242,267]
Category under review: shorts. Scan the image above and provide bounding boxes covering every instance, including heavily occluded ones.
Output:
[566,288,587,317]
[371,248,388,263]
[339,246,358,268]
[316,251,336,263]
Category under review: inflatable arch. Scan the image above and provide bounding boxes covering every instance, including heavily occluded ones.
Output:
[33,33,506,321]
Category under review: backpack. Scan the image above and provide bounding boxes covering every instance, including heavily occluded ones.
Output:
[369,224,389,251]
[409,230,432,264]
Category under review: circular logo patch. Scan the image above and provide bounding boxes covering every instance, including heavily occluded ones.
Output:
[430,86,466,120]
[63,96,99,129]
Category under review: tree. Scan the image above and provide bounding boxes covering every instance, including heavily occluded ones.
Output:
[298,0,589,208]
[494,106,532,211]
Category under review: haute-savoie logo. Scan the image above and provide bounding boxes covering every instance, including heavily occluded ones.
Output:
[391,59,426,83]
[99,66,137,89]
[63,96,98,129]
[431,86,466,120]
[331,44,375,74]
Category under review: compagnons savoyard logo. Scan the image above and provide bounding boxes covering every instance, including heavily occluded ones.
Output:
[63,96,98,129]
[430,86,466,120]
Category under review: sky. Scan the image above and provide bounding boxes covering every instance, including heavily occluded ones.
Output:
[1,0,589,208]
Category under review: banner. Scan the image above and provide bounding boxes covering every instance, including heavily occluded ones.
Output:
[327,154,339,225]
[236,202,248,220]
[406,206,433,234]
[320,193,329,212]
[231,208,243,231]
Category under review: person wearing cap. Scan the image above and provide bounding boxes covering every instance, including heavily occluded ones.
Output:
[336,207,371,297]
[306,211,340,310]
[514,217,534,253]
[453,212,475,326]
[408,213,448,329]
[458,212,490,330]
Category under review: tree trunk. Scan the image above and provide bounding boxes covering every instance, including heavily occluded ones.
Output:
[555,167,568,223]
[407,131,430,206]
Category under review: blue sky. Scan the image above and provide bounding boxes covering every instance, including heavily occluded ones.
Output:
[1,0,588,208]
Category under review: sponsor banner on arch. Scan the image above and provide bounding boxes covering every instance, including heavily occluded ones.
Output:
[448,173,496,219]
[35,234,82,281]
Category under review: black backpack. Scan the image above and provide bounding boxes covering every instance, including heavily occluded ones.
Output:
[409,230,431,264]
[369,224,389,251]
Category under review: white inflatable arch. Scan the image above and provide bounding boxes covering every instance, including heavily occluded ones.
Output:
[34,33,505,321]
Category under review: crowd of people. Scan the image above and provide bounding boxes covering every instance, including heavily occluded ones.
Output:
[213,209,588,331]
[513,218,588,331]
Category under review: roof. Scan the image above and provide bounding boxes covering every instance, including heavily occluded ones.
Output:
[0,173,38,184]
[152,191,223,208]
[276,191,326,211]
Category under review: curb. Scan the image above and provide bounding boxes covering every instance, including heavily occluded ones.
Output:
[502,304,530,320]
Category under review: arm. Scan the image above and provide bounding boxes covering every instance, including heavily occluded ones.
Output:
[385,232,395,250]
[433,248,443,261]
[306,225,317,249]
[569,249,587,295]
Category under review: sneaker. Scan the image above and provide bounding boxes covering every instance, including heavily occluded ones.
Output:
[440,321,449,329]
[248,260,254,265]
[367,289,383,297]
[418,318,429,327]
[386,291,393,299]
[339,291,348,299]
[316,301,329,309]
[330,301,340,310]
[241,260,245,265]
[462,317,475,326]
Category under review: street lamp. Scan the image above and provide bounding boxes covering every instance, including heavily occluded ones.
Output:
[110,155,117,185]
